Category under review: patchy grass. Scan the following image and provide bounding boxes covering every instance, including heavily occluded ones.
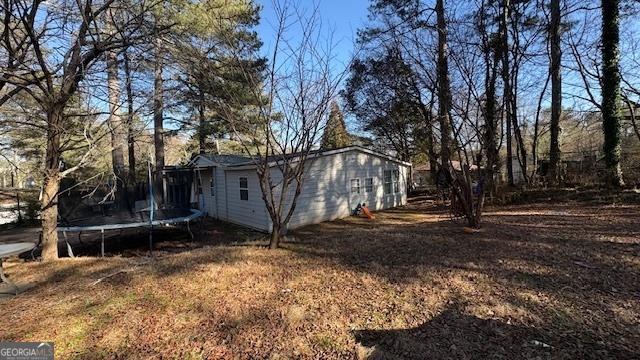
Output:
[1,199,639,359]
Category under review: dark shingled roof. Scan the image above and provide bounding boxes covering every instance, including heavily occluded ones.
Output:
[200,154,253,165]
[196,146,410,168]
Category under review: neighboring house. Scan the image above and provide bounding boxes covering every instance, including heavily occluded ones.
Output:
[184,146,411,232]
[412,160,480,188]
[413,163,434,188]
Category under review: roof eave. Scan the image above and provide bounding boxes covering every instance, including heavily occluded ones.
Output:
[224,145,411,170]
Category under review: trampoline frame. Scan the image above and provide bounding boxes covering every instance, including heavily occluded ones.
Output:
[57,209,204,257]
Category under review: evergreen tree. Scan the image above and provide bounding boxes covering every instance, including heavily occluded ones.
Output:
[343,47,425,162]
[172,0,265,155]
[321,102,352,149]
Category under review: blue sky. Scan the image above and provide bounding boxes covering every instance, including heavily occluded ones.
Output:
[255,0,370,73]
[255,0,370,132]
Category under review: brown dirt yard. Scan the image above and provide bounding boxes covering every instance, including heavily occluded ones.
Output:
[1,199,639,359]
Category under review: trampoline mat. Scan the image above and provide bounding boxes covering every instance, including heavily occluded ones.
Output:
[60,209,195,227]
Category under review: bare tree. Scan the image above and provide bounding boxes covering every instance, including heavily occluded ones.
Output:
[500,0,515,186]
[548,0,563,184]
[1,0,162,260]
[223,1,345,249]
[105,9,127,207]
[436,0,453,171]
[122,46,137,185]
[601,0,624,187]
[152,19,165,204]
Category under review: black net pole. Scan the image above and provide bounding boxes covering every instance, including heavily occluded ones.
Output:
[148,161,154,257]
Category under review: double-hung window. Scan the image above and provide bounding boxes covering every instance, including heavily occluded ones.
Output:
[365,178,374,193]
[384,169,400,194]
[350,178,361,194]
[384,170,393,194]
[239,177,248,200]
[393,170,400,193]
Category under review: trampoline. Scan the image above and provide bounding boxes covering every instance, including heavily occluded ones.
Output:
[54,162,209,258]
[1,242,36,295]
[57,208,204,257]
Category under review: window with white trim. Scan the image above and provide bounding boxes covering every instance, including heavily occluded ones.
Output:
[384,170,393,194]
[384,169,400,194]
[365,178,374,193]
[350,178,361,194]
[239,177,248,200]
[393,170,400,193]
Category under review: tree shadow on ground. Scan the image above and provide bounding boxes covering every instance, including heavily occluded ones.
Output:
[287,204,640,297]
[286,201,640,358]
[1,219,265,300]
[353,306,635,360]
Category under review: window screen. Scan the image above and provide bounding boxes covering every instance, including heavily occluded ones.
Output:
[350,178,360,194]
[365,178,374,193]
[393,170,400,193]
[239,177,248,201]
[384,170,393,194]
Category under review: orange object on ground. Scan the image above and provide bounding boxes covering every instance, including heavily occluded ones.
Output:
[463,227,480,234]
[361,206,375,219]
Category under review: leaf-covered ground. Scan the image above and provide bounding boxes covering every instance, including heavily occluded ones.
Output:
[1,199,639,359]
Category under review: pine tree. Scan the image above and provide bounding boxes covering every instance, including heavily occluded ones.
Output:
[321,102,352,149]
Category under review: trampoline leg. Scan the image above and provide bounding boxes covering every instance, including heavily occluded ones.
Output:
[186,221,194,240]
[101,229,105,258]
[0,259,19,295]
[148,226,154,257]
[64,232,74,258]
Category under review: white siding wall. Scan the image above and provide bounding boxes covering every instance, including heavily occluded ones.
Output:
[209,149,409,232]
[268,152,350,230]
[272,149,409,230]
[215,166,228,220]
[198,169,218,218]
[342,150,408,213]
[223,169,271,231]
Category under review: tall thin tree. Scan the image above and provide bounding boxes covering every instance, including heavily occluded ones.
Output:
[106,10,127,207]
[153,22,165,203]
[601,0,624,187]
[436,0,452,170]
[549,0,562,184]
[500,0,514,186]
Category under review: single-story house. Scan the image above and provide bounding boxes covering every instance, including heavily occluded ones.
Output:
[412,160,480,188]
[413,163,434,188]
[180,146,411,232]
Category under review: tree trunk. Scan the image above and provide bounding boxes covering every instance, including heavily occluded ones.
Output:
[501,0,514,186]
[484,51,499,197]
[426,137,439,184]
[532,73,551,182]
[505,111,513,184]
[153,34,165,204]
[601,0,624,187]
[198,88,206,154]
[123,47,136,186]
[510,89,528,184]
[106,43,126,208]
[41,107,63,261]
[269,224,280,249]
[436,0,452,170]
[549,0,562,185]
[422,102,439,183]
